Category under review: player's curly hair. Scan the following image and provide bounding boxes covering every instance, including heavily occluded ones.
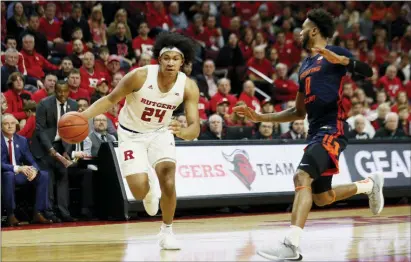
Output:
[153,32,196,64]
[307,8,335,39]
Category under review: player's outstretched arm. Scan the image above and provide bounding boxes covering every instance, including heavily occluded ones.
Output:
[233,92,306,123]
[81,69,146,120]
[312,47,373,77]
[169,79,201,140]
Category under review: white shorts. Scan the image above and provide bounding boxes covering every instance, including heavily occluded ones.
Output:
[117,125,176,177]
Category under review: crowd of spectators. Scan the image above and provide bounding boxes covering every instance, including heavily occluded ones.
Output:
[1,1,411,225]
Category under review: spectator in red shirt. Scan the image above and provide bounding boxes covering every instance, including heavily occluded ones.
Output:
[80,52,107,96]
[20,34,58,80]
[377,65,404,100]
[373,35,389,65]
[238,80,261,113]
[31,73,57,103]
[104,103,119,130]
[185,14,212,48]
[106,55,122,86]
[341,82,354,115]
[219,2,234,30]
[273,63,298,104]
[210,78,238,112]
[146,2,173,31]
[1,36,27,75]
[239,28,255,62]
[247,45,275,82]
[132,22,155,58]
[4,72,31,121]
[273,31,299,68]
[17,100,36,139]
[39,3,64,46]
[198,95,210,122]
[235,2,260,22]
[67,69,90,102]
[94,47,110,76]
[205,15,224,49]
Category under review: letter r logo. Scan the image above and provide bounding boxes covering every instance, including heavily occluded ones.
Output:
[124,150,135,161]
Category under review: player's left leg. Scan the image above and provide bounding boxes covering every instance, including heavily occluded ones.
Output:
[312,173,385,215]
[148,131,180,250]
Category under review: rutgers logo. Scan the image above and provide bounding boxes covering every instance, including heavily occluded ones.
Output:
[124,150,135,161]
[223,149,256,190]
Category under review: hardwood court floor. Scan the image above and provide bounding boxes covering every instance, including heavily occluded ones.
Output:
[2,206,410,261]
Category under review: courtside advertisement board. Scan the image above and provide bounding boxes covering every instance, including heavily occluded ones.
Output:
[115,144,357,201]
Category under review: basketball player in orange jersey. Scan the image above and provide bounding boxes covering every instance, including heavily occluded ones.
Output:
[234,9,383,261]
[80,32,200,249]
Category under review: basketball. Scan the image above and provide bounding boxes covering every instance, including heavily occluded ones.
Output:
[58,112,89,144]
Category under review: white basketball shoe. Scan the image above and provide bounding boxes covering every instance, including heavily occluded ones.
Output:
[368,173,385,215]
[143,174,159,216]
[158,226,181,250]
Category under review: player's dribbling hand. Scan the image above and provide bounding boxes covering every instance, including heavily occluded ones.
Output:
[168,120,182,137]
[232,105,260,122]
[312,46,348,65]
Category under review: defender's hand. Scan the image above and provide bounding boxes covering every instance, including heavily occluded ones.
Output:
[168,120,182,137]
[311,46,349,65]
[232,105,261,122]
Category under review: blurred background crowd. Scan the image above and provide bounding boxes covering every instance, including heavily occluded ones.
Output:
[2,1,411,141]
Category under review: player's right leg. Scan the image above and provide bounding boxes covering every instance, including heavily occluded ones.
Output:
[118,127,159,216]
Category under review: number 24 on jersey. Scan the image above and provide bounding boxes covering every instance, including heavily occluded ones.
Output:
[141,107,167,123]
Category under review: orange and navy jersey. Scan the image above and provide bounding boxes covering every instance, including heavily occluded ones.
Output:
[298,45,353,142]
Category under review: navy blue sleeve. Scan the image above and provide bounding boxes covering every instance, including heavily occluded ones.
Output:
[327,46,354,59]
[298,60,305,93]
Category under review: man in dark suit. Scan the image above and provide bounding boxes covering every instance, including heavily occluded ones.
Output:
[30,81,78,222]
[89,114,117,157]
[1,114,52,226]
[195,60,219,99]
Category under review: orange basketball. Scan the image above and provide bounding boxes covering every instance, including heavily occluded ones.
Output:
[58,112,89,144]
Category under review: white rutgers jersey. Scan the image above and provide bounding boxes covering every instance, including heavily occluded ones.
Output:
[118,65,186,133]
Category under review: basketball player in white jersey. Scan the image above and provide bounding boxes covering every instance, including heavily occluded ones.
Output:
[80,32,200,249]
